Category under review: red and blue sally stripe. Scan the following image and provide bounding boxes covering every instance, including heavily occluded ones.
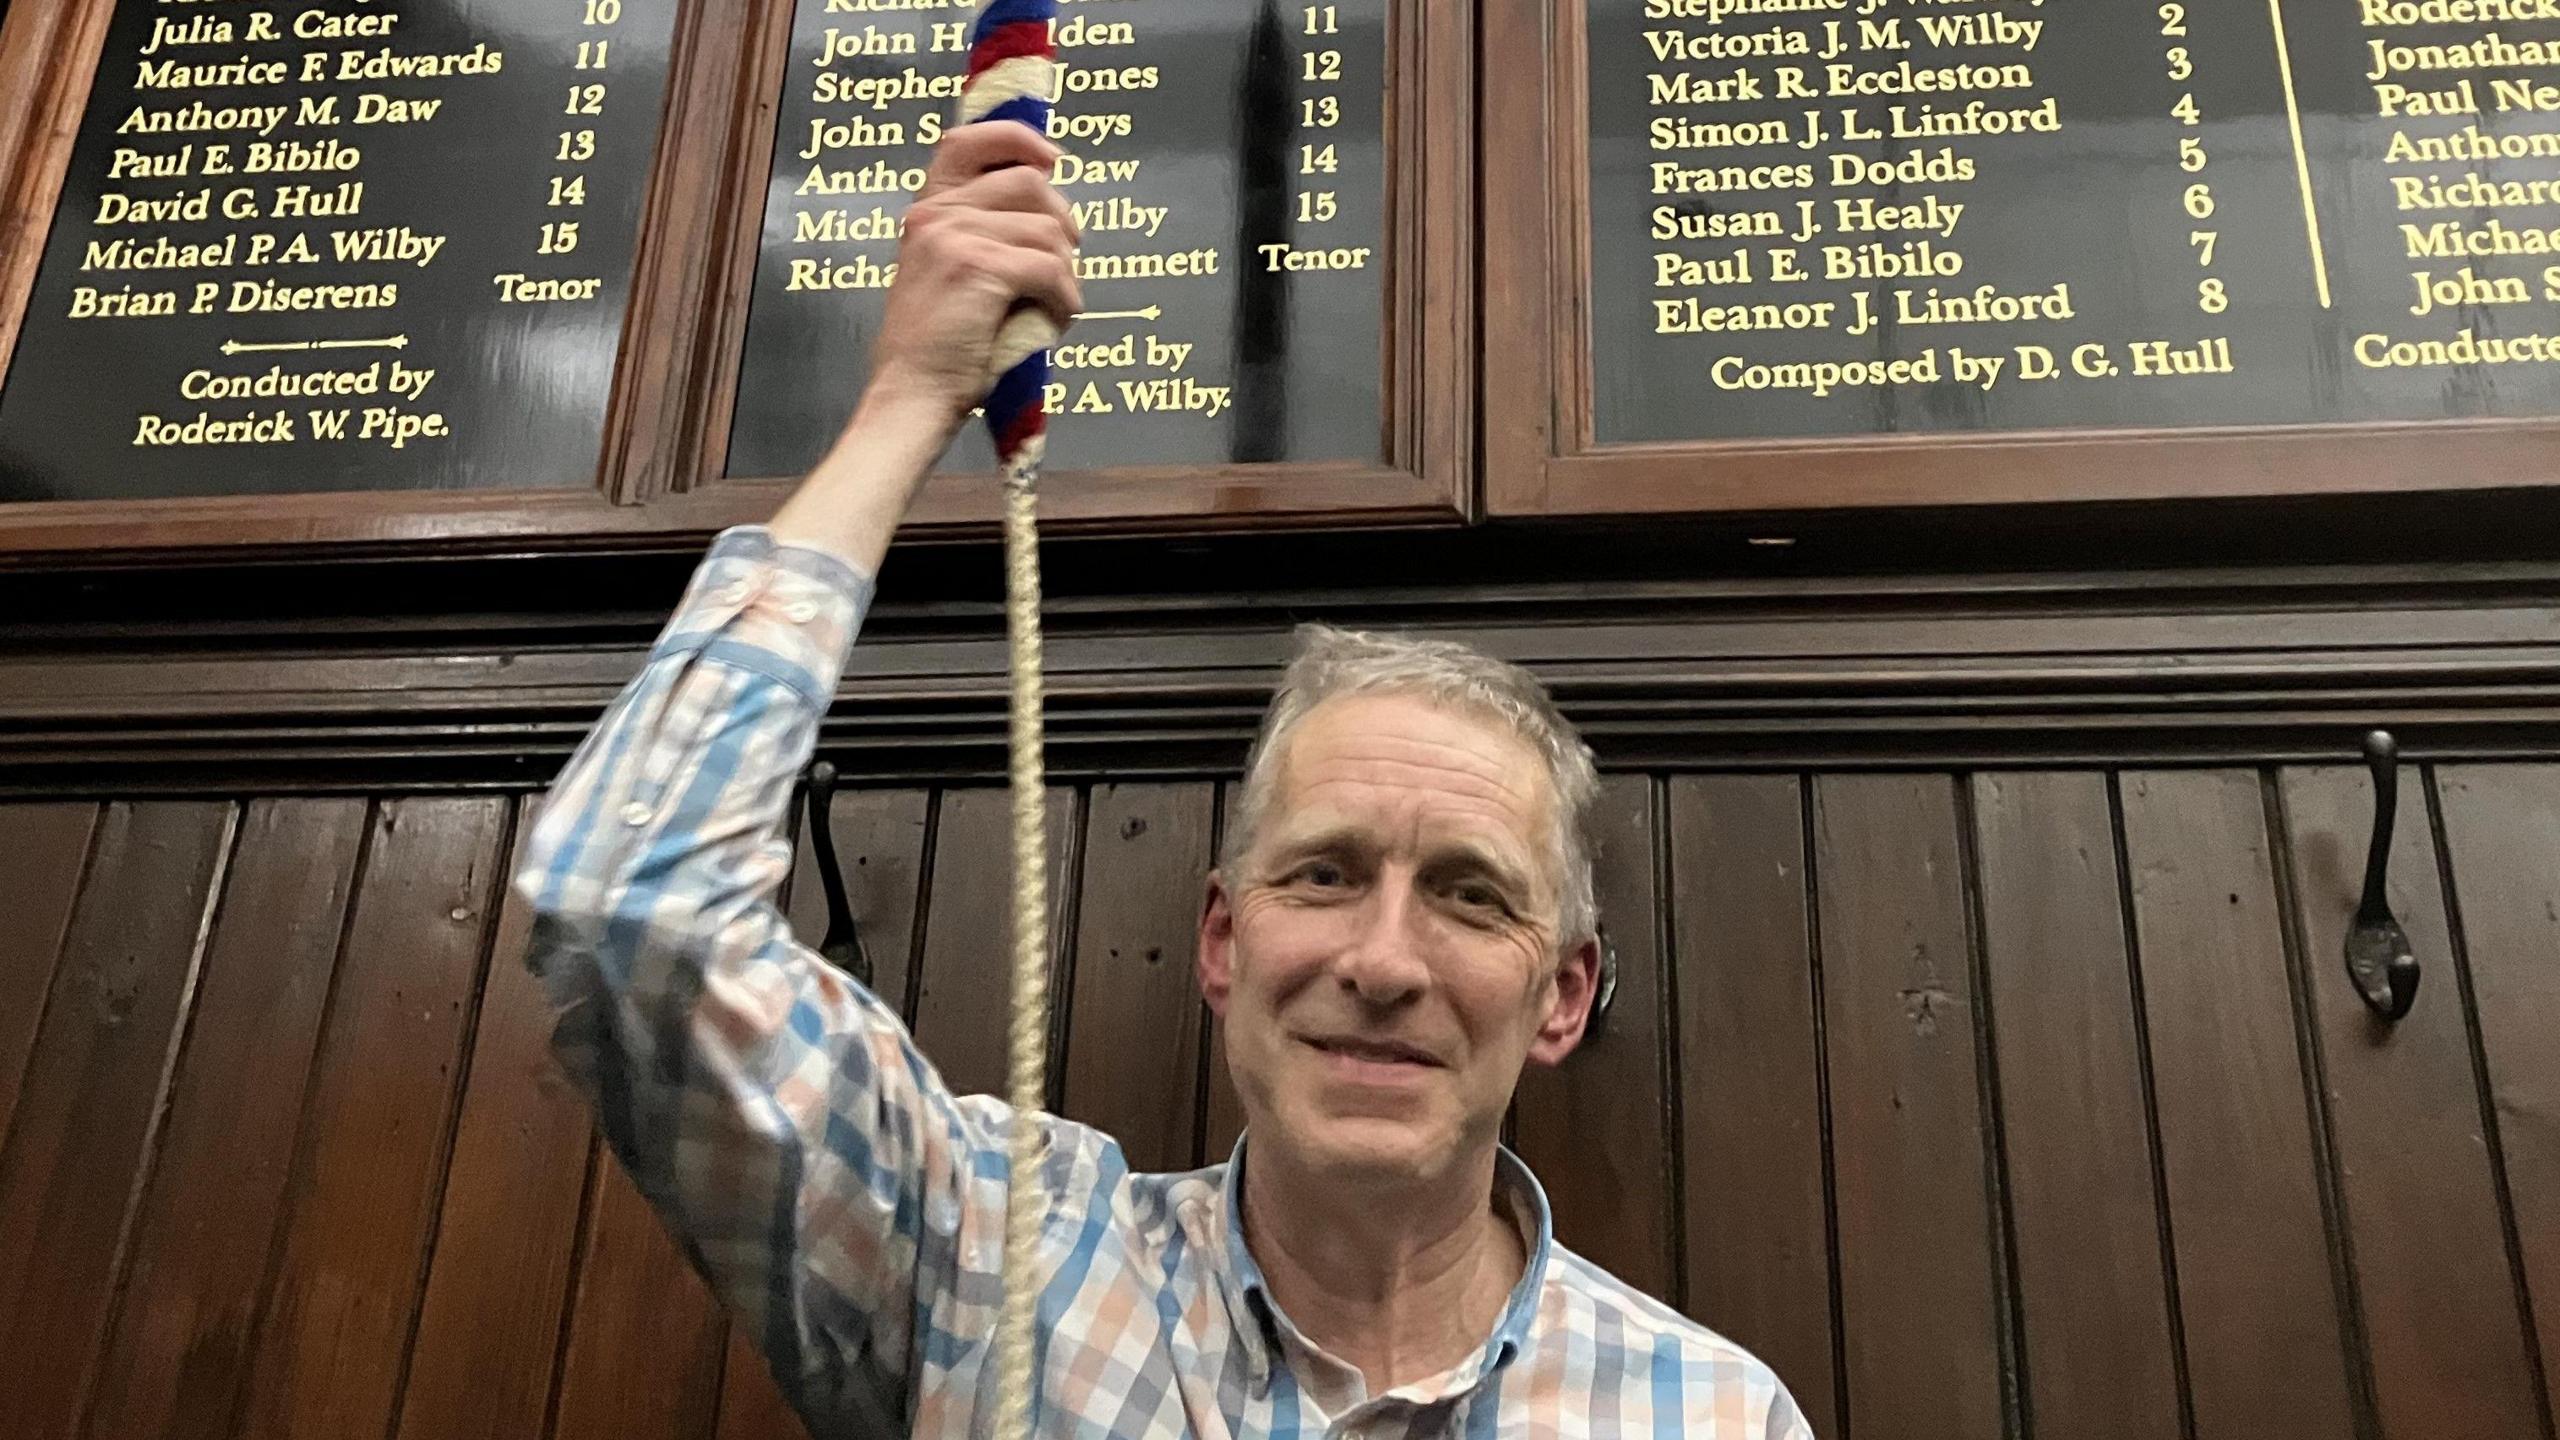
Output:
[961,0,1060,469]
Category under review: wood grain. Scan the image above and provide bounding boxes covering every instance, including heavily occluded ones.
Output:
[2426,765,2560,1439]
[1514,774,1678,1301]
[550,1158,730,1440]
[392,798,600,1440]
[232,797,511,1440]
[908,786,1081,1102]
[1809,773,2007,1440]
[1202,781,1249,1168]
[0,802,236,1440]
[715,1327,817,1440]
[1969,772,2183,1440]
[0,0,115,387]
[1664,775,1837,1437]
[0,802,98,1149]
[783,785,933,1022]
[2118,770,2358,1440]
[80,800,366,1440]
[1058,782,1216,1174]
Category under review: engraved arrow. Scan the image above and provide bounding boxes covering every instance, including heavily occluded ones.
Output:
[1071,306,1161,322]
[221,335,410,356]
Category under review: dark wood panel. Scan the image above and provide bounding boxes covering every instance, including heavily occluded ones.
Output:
[784,786,933,1022]
[0,801,236,1440]
[2118,770,2358,1440]
[1202,781,1247,1168]
[1809,773,2007,1440]
[233,797,511,1440]
[909,786,1081,1102]
[80,800,366,1440]
[394,798,600,1440]
[2280,765,2548,1439]
[0,802,97,1148]
[714,1329,815,1440]
[1969,772,2183,1440]
[1664,775,1837,1438]
[550,1158,728,1440]
[1059,783,1217,1174]
[1516,775,1677,1301]
[2428,765,2560,1438]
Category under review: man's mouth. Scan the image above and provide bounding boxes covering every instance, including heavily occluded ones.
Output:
[1301,1034,1443,1068]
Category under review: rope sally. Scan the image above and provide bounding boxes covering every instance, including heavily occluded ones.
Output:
[956,4,1062,1438]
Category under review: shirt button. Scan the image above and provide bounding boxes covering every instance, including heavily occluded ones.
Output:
[620,801,653,827]
[714,580,751,606]
[784,599,820,624]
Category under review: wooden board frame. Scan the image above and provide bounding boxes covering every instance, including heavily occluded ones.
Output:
[1481,0,2560,519]
[0,0,1470,559]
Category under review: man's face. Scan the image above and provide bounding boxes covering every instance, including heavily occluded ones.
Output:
[1198,692,1599,1189]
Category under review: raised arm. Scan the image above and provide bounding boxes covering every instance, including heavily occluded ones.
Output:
[513,120,1080,1432]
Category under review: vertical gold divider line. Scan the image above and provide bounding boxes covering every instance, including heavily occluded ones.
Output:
[2265,0,2333,307]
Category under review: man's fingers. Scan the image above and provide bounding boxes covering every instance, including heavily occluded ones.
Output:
[922,120,1064,194]
[930,209,1077,266]
[923,164,1080,243]
[976,241,1084,329]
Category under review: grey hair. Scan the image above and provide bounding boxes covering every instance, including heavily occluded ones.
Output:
[1221,624,1600,951]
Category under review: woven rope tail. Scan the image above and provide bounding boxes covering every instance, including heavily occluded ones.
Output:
[957,3,1062,1438]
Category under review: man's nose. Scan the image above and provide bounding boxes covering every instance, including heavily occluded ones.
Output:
[1332,879,1431,1005]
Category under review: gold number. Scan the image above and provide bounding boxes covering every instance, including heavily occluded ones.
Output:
[2189,229,2218,266]
[583,0,621,23]
[1302,95,1340,127]
[2171,91,2199,124]
[1297,190,1338,223]
[2157,2,2187,33]
[548,174,588,206]
[1300,143,1339,174]
[1303,49,1343,82]
[566,83,607,115]
[539,221,582,254]
[2166,46,2192,81]
[2183,182,2215,219]
[2179,136,2207,172]
[576,39,611,68]
[557,129,598,161]
[1303,5,1338,34]
[2199,277,2228,313]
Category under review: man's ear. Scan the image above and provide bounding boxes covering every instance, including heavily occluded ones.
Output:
[1526,933,1603,1067]
[1197,870,1236,1018]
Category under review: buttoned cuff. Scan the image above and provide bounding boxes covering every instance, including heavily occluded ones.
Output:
[648,526,878,709]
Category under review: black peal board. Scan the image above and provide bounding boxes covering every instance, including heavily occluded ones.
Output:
[0,0,680,502]
[1592,0,2560,442]
[724,0,1388,480]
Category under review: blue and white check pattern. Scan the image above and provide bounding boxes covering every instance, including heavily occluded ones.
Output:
[517,526,1814,1439]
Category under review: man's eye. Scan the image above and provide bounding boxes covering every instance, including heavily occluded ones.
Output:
[1298,862,1348,888]
[1454,883,1506,910]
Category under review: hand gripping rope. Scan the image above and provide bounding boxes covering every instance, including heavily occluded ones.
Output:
[957,5,1061,1438]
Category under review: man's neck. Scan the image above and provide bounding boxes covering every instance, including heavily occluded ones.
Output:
[1238,1146,1527,1398]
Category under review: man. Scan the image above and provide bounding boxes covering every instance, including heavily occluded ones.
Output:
[517,121,1811,1438]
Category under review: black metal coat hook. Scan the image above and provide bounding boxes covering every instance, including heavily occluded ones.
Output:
[2343,729,2420,1021]
[803,761,875,989]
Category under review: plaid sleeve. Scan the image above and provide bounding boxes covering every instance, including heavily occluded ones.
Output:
[514,526,1012,1434]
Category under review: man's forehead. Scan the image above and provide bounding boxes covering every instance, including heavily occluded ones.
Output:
[1264,693,1553,847]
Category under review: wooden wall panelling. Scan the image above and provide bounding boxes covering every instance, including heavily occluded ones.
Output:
[908,786,1083,1102]
[393,798,605,1440]
[2277,765,2549,1439]
[782,785,935,1023]
[1968,772,2184,1440]
[0,801,236,1440]
[0,0,114,383]
[80,800,367,1440]
[715,1329,817,1440]
[231,797,512,1440]
[1059,782,1217,1175]
[1809,773,2008,1440]
[1664,775,1838,1437]
[1202,781,1247,1168]
[2117,771,2358,1440]
[0,802,97,1146]
[2427,765,2560,1437]
[550,1158,731,1440]
[1515,774,1678,1300]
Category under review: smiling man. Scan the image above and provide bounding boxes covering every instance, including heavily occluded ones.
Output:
[516,121,1810,1439]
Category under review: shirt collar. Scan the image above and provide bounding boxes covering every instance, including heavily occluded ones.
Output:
[1213,1133,1555,1400]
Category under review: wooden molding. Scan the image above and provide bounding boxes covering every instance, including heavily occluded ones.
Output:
[0,0,116,387]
